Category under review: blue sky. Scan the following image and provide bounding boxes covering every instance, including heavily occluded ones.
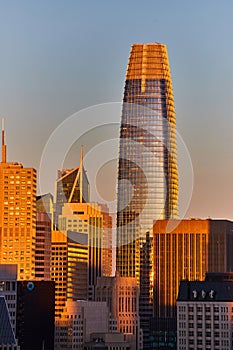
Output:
[0,0,233,219]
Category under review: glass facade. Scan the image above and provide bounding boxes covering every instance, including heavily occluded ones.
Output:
[54,165,90,227]
[116,43,178,279]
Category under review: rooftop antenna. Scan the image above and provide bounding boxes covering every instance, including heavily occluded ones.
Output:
[1,117,6,163]
[79,145,84,203]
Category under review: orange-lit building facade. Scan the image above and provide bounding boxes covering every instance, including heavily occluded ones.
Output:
[153,219,233,319]
[58,202,110,287]
[149,219,233,349]
[51,230,88,317]
[0,121,37,280]
[116,43,178,282]
[54,147,112,280]
[153,219,209,319]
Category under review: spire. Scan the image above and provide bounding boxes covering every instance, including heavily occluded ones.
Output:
[79,145,84,203]
[1,117,6,163]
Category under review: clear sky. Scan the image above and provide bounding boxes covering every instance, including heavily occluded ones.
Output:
[1,0,233,219]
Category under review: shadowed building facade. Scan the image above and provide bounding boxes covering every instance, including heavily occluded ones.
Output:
[0,296,20,349]
[35,212,51,280]
[16,280,55,350]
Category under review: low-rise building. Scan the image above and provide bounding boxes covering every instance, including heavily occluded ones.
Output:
[94,275,143,350]
[177,272,233,350]
[83,333,131,350]
[55,300,117,350]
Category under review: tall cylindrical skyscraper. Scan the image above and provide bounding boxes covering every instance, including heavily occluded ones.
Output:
[116,43,178,279]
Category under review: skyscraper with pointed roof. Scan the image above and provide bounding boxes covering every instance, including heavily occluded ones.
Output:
[54,146,90,227]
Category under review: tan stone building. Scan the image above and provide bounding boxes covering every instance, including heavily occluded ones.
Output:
[94,275,143,350]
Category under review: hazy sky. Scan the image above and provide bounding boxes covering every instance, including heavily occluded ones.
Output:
[1,0,233,220]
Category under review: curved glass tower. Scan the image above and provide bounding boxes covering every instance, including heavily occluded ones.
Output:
[116,43,178,279]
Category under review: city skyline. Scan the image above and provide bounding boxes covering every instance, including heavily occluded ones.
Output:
[1,3,233,348]
[1,1,233,221]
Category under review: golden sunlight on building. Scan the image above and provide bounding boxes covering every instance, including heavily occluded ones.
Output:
[0,119,36,280]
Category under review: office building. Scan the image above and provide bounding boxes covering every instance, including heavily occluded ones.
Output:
[0,264,17,334]
[54,147,90,227]
[153,219,233,319]
[54,300,116,350]
[54,148,112,292]
[153,219,209,320]
[94,275,142,350]
[51,230,88,316]
[139,232,153,349]
[0,296,20,349]
[151,218,233,349]
[83,333,131,350]
[16,280,55,350]
[149,317,177,350]
[58,202,105,289]
[116,43,178,281]
[116,43,178,349]
[36,192,54,229]
[35,211,51,280]
[36,193,53,215]
[0,120,36,280]
[177,273,233,350]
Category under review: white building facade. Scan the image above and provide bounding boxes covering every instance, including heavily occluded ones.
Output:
[177,273,233,350]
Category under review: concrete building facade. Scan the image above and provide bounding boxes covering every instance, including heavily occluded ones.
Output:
[177,273,233,350]
[94,275,142,350]
[55,300,116,350]
[0,264,17,334]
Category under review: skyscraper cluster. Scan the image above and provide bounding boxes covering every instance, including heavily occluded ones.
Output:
[116,43,233,350]
[0,117,140,349]
[1,42,233,350]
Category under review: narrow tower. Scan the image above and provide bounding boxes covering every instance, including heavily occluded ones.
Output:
[0,119,37,280]
[1,118,6,163]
